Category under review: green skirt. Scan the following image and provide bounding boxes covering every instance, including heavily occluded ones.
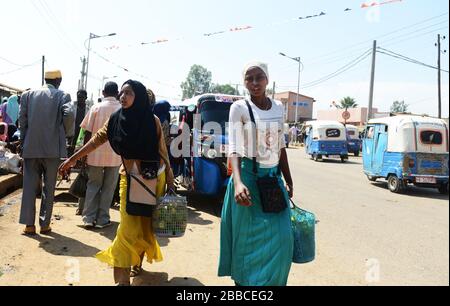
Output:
[218,158,293,286]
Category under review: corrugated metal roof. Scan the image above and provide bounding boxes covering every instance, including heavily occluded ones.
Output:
[0,82,24,93]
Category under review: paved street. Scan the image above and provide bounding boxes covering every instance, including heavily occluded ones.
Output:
[0,148,448,286]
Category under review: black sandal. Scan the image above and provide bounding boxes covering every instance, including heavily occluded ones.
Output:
[130,266,143,277]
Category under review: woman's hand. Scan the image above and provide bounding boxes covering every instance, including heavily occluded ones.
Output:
[286,184,294,199]
[234,182,252,207]
[58,158,77,177]
[167,182,177,195]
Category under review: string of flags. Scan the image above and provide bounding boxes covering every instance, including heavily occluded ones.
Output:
[103,0,403,51]
[92,0,404,88]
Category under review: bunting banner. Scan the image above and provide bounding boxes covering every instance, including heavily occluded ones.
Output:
[91,0,404,88]
[103,1,404,51]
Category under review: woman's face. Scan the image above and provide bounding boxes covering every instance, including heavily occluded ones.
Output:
[245,67,268,97]
[119,84,135,109]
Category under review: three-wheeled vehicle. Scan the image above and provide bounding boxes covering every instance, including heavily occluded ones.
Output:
[179,94,243,197]
[363,115,449,194]
[305,120,349,162]
[346,124,362,157]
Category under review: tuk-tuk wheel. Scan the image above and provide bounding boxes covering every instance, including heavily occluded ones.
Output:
[340,156,348,163]
[313,154,320,162]
[438,183,449,195]
[354,151,360,157]
[388,175,403,193]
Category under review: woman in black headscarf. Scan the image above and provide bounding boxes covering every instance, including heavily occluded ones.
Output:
[59,80,175,286]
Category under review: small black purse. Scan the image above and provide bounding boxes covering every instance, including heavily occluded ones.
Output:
[245,100,288,214]
[69,168,88,199]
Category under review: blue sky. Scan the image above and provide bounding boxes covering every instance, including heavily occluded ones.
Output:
[1,0,449,117]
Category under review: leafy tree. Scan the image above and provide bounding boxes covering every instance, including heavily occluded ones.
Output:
[339,97,358,109]
[181,65,212,99]
[391,100,409,113]
[210,84,240,96]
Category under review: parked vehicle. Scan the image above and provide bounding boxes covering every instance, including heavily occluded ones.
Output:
[363,115,449,194]
[346,124,362,157]
[179,94,243,197]
[304,120,349,162]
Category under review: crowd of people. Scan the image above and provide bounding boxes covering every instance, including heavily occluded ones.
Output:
[0,94,21,143]
[11,61,297,286]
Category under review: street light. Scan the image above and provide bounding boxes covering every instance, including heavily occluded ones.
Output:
[84,32,117,91]
[279,52,303,125]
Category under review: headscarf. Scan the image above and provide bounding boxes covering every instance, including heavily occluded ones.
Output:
[147,88,156,106]
[6,95,20,125]
[242,61,269,83]
[153,100,171,124]
[107,80,160,164]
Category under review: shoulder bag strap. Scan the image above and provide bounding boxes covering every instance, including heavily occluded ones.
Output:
[244,100,258,175]
[121,157,157,199]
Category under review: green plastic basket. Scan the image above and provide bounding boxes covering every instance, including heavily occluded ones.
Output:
[153,194,188,238]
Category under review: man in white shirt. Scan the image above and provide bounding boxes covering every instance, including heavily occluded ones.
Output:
[79,82,121,229]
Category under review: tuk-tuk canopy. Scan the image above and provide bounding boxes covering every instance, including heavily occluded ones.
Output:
[346,124,360,140]
[305,120,347,141]
[189,94,244,109]
[368,115,449,153]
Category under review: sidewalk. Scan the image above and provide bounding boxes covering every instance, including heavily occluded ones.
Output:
[0,174,22,199]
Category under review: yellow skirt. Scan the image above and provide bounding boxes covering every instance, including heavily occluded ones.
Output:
[96,172,166,268]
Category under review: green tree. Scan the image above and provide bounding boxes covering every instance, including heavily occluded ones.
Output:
[210,84,240,95]
[339,97,358,109]
[181,65,212,99]
[391,100,409,113]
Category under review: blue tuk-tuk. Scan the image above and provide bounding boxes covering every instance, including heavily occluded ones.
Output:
[363,115,449,194]
[346,124,362,157]
[180,94,243,196]
[305,120,349,162]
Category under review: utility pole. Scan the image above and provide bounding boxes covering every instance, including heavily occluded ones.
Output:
[296,57,301,125]
[272,81,276,100]
[438,34,442,119]
[41,55,45,86]
[436,34,447,119]
[79,57,87,90]
[368,40,377,123]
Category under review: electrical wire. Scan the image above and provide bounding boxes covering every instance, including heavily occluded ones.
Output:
[300,50,372,89]
[377,47,449,73]
[0,60,41,76]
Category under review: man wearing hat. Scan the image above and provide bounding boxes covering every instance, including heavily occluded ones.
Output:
[18,70,75,235]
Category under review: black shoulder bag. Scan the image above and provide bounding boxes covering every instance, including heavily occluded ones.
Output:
[245,100,288,214]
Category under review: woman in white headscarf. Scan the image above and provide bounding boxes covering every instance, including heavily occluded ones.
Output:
[218,62,294,286]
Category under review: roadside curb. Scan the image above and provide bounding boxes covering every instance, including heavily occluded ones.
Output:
[0,174,23,199]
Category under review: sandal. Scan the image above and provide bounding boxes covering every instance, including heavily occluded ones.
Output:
[40,226,52,235]
[130,266,143,278]
[23,226,36,236]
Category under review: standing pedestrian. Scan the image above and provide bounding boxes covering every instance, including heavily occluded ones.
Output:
[68,90,88,157]
[59,80,175,286]
[219,62,294,286]
[78,82,122,228]
[19,70,75,235]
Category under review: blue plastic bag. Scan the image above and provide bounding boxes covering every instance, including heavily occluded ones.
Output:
[291,200,316,264]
